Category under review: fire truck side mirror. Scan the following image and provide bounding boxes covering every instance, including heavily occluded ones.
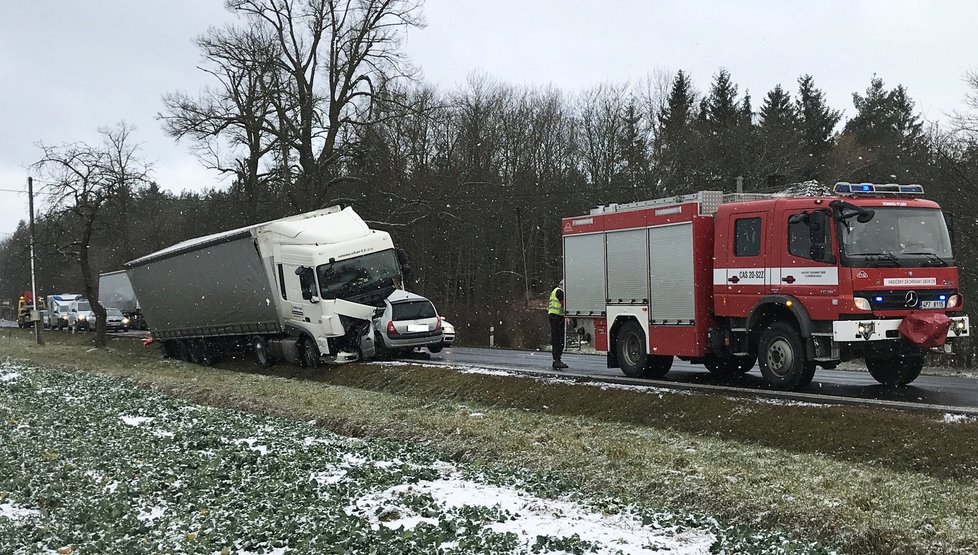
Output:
[808,210,835,264]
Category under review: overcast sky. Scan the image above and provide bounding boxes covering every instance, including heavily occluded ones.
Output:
[2,0,976,237]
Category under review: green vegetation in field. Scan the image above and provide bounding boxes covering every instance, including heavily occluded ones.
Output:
[0,359,831,554]
[6,331,978,553]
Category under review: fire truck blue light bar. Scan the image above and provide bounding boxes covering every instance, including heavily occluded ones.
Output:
[833,182,925,196]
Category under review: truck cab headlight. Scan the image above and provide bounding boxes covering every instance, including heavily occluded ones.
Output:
[854,297,871,311]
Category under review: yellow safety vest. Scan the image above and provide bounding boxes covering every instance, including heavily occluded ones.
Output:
[548,287,564,316]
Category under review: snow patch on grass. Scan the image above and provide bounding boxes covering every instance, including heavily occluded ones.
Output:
[0,502,40,522]
[943,412,977,423]
[119,415,153,426]
[350,474,716,554]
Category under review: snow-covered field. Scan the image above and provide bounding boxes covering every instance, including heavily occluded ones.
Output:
[0,359,834,554]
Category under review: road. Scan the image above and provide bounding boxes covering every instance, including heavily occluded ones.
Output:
[423,346,978,413]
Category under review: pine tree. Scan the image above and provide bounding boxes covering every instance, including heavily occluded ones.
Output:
[756,85,806,184]
[797,75,842,180]
[701,69,752,189]
[654,70,699,194]
[836,76,926,182]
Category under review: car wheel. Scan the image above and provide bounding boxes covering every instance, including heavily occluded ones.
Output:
[866,354,923,386]
[428,345,443,353]
[758,322,816,390]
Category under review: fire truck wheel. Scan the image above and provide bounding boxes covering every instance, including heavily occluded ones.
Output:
[616,321,672,378]
[758,322,816,390]
[866,355,923,386]
[300,337,322,369]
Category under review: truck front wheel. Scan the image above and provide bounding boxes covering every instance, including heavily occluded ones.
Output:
[616,321,672,379]
[758,322,816,390]
[300,337,322,369]
[866,355,923,386]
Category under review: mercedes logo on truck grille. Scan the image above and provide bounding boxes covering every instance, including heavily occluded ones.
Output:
[905,290,919,308]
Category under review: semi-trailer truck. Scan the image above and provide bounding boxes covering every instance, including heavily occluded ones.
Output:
[124,206,405,367]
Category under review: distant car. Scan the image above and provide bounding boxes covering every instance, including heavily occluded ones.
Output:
[67,298,95,331]
[101,307,130,332]
[373,290,444,356]
[441,320,455,348]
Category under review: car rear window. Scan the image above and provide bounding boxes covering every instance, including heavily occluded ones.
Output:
[392,300,436,320]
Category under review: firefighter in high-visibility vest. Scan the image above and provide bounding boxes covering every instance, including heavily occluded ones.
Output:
[548,280,568,369]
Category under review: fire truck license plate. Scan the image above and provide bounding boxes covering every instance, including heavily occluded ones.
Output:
[921,301,945,309]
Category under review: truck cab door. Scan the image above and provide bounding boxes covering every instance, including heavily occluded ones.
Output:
[279,262,323,328]
[776,207,838,314]
[719,212,769,317]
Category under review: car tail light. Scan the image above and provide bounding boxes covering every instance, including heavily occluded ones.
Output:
[387,321,398,335]
[435,317,442,330]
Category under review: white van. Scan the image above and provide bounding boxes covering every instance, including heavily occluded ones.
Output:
[46,294,82,330]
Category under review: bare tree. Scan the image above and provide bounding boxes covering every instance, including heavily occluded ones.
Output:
[226,0,425,205]
[32,123,150,347]
[161,23,281,222]
[579,82,629,188]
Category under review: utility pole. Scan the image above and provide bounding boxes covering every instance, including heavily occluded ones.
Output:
[515,207,531,305]
[28,177,43,345]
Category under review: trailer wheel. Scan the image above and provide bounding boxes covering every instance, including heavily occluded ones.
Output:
[758,322,816,390]
[616,321,672,379]
[704,354,756,377]
[300,337,322,369]
[866,355,923,386]
[253,336,273,368]
[159,340,177,359]
[194,339,219,366]
[178,340,196,363]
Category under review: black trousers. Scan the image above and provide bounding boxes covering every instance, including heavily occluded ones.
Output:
[549,314,565,361]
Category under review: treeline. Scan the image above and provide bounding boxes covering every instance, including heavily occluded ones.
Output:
[1,0,978,355]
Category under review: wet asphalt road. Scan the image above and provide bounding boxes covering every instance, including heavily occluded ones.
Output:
[425,346,978,411]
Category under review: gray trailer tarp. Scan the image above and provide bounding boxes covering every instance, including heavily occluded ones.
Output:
[98,270,139,313]
[125,234,280,337]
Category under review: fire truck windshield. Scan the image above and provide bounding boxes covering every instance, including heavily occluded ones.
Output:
[838,207,953,267]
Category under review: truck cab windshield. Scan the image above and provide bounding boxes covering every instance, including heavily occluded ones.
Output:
[317,249,401,304]
[838,207,953,267]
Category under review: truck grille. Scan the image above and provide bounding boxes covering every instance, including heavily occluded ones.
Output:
[855,289,956,310]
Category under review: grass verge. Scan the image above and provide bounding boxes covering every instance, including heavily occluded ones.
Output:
[3,329,978,553]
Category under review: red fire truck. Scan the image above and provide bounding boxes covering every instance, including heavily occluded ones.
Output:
[561,183,970,390]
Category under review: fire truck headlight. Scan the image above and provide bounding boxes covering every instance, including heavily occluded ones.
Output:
[947,295,961,309]
[853,297,872,311]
